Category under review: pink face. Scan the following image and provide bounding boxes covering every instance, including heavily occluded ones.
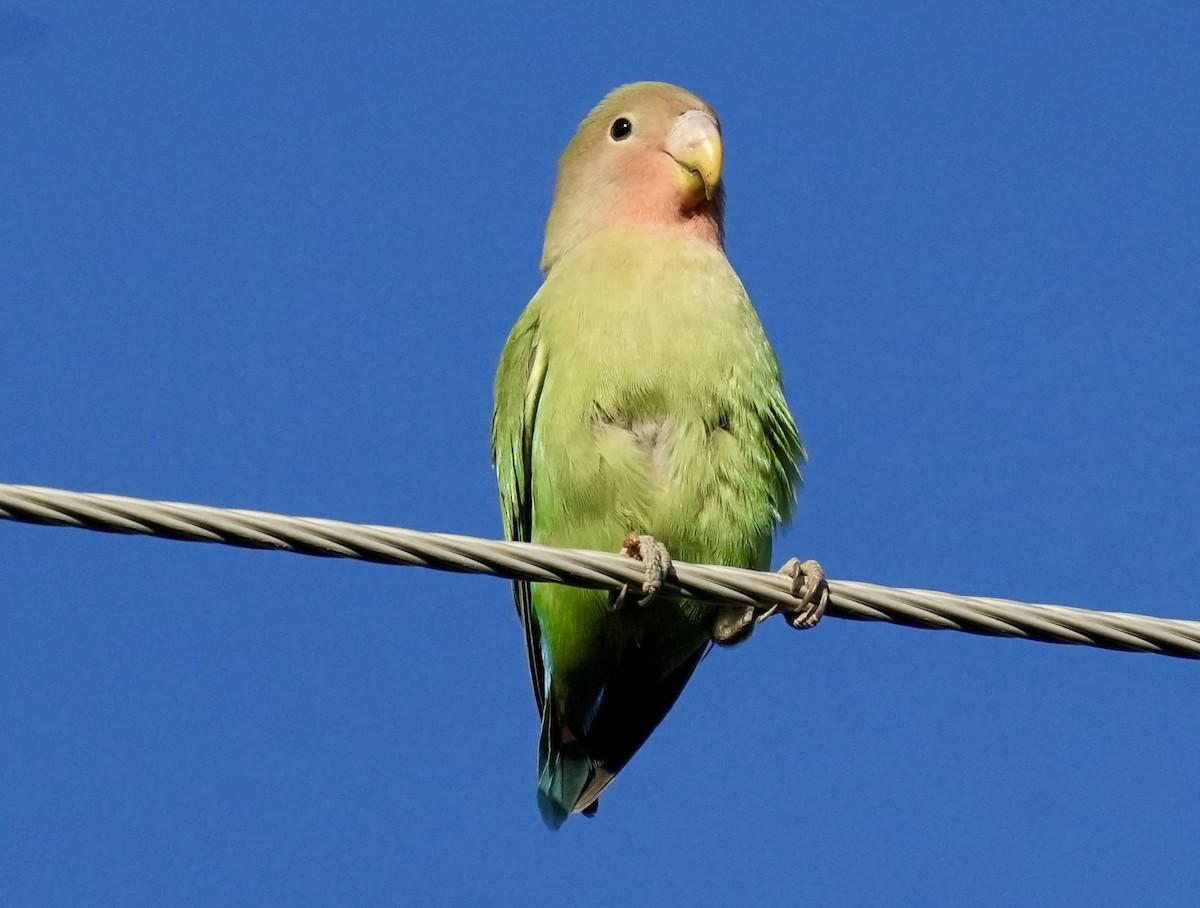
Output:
[543,83,726,270]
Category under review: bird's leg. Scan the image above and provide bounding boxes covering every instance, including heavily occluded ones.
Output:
[712,604,758,645]
[612,531,673,609]
[756,558,829,630]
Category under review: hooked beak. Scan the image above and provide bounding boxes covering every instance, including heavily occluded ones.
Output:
[665,109,722,205]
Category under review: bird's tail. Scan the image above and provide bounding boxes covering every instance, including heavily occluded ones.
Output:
[536,691,603,829]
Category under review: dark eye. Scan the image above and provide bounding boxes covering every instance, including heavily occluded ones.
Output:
[609,117,633,141]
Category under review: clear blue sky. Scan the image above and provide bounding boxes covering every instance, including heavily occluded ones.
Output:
[3,2,1198,905]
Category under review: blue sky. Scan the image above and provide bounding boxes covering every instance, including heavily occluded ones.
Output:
[3,2,1198,905]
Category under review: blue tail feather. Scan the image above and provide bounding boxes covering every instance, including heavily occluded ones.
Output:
[536,693,592,830]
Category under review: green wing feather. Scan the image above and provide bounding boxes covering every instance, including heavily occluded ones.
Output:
[491,305,548,712]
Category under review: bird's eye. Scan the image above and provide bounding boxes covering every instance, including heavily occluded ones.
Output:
[609,117,633,141]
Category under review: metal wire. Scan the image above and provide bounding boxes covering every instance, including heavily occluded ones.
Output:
[2,481,1198,660]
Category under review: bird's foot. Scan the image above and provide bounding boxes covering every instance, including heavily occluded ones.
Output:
[613,532,673,608]
[756,558,829,630]
[712,603,758,645]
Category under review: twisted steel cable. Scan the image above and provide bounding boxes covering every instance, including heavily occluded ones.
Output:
[2,481,1198,659]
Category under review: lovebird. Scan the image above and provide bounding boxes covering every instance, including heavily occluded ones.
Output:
[492,82,825,829]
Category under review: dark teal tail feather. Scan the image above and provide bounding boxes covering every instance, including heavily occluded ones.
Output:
[536,691,593,830]
[536,788,571,830]
[532,643,709,828]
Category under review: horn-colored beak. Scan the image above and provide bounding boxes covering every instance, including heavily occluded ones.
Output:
[665,109,722,205]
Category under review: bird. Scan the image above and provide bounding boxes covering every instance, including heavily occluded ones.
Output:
[492,81,825,829]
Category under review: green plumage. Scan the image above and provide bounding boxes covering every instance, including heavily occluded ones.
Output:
[493,230,802,825]
[492,81,802,826]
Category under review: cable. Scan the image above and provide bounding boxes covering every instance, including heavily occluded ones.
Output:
[2,481,1197,659]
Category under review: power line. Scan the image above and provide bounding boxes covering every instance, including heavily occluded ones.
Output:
[2,481,1197,659]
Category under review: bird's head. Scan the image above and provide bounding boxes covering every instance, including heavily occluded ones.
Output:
[542,82,725,273]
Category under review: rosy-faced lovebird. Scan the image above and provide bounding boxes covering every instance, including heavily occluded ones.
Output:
[492,82,820,828]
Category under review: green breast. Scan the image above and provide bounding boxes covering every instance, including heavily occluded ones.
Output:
[526,230,801,695]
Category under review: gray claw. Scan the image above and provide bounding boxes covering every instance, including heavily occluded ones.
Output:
[616,532,674,608]
[770,557,829,630]
[712,605,757,645]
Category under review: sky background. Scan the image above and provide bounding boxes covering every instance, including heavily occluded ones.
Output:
[2,2,1198,905]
